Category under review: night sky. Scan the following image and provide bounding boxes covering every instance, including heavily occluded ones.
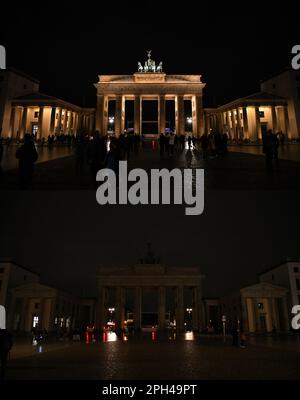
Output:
[0,190,299,297]
[1,2,299,107]
[1,2,300,298]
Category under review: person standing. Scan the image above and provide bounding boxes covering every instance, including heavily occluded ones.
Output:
[15,134,38,189]
[169,132,175,156]
[0,329,13,379]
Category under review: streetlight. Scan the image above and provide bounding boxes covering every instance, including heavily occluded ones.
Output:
[108,307,115,321]
[186,117,192,125]
[108,116,115,133]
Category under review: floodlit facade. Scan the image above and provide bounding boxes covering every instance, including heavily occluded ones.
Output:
[205,69,300,141]
[0,68,95,139]
[94,52,206,137]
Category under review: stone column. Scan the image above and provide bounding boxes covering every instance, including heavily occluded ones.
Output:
[96,286,106,330]
[271,298,279,331]
[134,287,142,331]
[56,107,62,134]
[226,111,232,139]
[176,286,184,332]
[281,296,290,332]
[246,298,256,333]
[49,107,56,135]
[255,106,262,140]
[283,106,290,139]
[242,107,249,139]
[175,95,185,135]
[62,109,68,134]
[96,95,104,134]
[158,287,166,331]
[271,106,278,133]
[264,299,273,332]
[115,95,123,137]
[69,111,74,134]
[116,287,125,329]
[241,297,249,332]
[103,96,108,135]
[9,106,16,138]
[20,297,30,332]
[231,109,237,140]
[195,96,204,137]
[37,106,44,139]
[193,287,201,331]
[134,95,141,134]
[158,95,166,135]
[20,106,28,138]
[236,108,242,140]
[121,96,126,134]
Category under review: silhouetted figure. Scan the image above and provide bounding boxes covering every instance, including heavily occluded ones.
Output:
[279,131,285,147]
[165,134,170,156]
[0,329,13,379]
[105,137,120,176]
[231,326,239,347]
[75,135,86,175]
[169,133,175,155]
[272,132,280,169]
[200,133,209,159]
[187,136,192,149]
[87,132,107,185]
[263,129,279,171]
[159,133,165,156]
[15,134,38,189]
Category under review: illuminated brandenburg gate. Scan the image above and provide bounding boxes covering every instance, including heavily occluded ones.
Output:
[94,51,206,137]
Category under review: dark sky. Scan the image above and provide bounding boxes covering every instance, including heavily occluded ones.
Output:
[0,190,299,298]
[1,2,299,107]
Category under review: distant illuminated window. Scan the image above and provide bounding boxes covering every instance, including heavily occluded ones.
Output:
[257,302,264,310]
[32,316,39,328]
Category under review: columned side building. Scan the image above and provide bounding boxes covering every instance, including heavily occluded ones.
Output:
[205,92,289,141]
[94,52,206,137]
[0,68,95,139]
[221,283,290,334]
[205,69,300,141]
[10,93,95,139]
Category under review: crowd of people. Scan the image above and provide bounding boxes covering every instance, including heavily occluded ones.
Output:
[0,127,291,189]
